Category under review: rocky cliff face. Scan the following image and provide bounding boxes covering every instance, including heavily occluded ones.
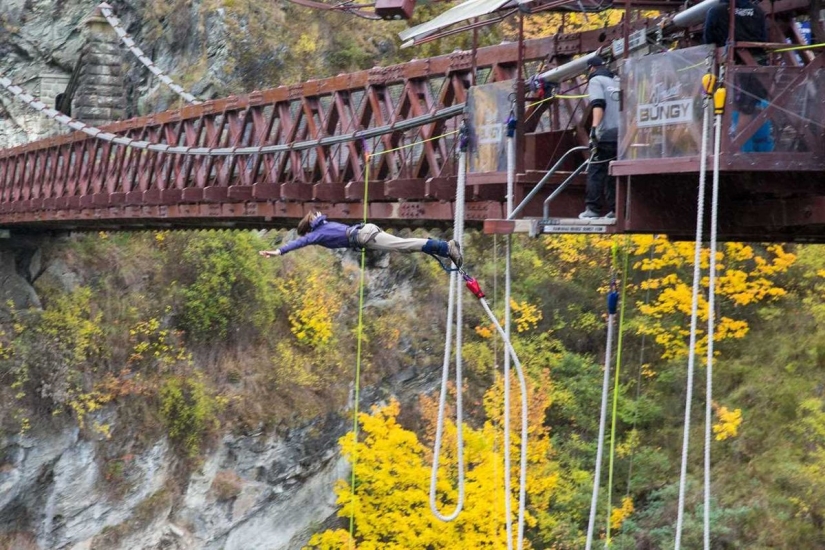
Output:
[0,414,348,549]
[0,0,234,147]
[0,3,441,547]
[0,238,443,549]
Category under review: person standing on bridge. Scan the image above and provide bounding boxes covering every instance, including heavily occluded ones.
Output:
[259,210,463,267]
[580,55,620,220]
[703,0,773,152]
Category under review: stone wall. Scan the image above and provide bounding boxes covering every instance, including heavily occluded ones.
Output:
[71,8,126,128]
[0,73,71,148]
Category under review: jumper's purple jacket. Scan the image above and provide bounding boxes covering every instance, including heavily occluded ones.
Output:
[277,215,352,255]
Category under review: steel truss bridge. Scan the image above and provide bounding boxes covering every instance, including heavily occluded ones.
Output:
[0,0,822,242]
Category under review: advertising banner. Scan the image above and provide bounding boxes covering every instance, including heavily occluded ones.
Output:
[467,80,513,173]
[620,45,714,160]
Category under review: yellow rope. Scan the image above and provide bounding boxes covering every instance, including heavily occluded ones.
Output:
[371,129,459,156]
[348,152,370,550]
[527,93,588,109]
[678,60,707,73]
[773,42,825,53]
[606,235,630,545]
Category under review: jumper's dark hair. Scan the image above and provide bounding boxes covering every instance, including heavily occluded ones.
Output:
[297,210,321,236]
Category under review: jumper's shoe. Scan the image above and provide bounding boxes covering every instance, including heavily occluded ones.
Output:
[604,211,616,219]
[447,240,463,268]
[578,208,601,219]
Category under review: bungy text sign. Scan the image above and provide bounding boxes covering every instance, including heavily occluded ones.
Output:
[620,45,714,160]
[467,80,513,173]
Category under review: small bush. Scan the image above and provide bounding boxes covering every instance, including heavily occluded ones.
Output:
[159,374,222,457]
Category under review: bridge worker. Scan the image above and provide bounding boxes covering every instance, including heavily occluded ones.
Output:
[703,0,773,152]
[259,210,463,268]
[579,55,620,220]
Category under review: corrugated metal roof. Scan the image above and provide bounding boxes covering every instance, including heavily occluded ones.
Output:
[398,0,516,45]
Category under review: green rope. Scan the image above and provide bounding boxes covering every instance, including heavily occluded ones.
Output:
[348,153,370,549]
[606,236,630,545]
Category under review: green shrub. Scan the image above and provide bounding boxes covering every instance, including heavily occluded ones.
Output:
[168,231,281,343]
[159,374,222,457]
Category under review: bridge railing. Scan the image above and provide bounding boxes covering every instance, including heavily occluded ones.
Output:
[0,24,645,216]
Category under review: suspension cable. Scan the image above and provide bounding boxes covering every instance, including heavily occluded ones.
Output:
[0,72,463,157]
[99,3,203,105]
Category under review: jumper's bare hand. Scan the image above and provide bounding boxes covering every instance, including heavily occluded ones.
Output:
[259,250,281,258]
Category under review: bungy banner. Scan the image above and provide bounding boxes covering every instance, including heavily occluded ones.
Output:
[620,45,714,161]
[467,80,514,173]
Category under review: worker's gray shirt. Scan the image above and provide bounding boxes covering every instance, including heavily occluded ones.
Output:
[588,70,621,142]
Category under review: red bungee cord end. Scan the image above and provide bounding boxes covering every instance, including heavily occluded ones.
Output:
[463,274,485,299]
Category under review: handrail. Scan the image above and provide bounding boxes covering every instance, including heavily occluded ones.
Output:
[508,145,589,220]
[543,156,592,219]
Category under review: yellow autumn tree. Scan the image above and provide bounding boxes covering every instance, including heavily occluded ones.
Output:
[544,235,795,362]
[306,371,557,549]
[633,236,795,361]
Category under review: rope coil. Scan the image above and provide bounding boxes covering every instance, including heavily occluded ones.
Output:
[429,127,467,521]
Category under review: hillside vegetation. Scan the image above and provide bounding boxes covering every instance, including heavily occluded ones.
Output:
[3,229,825,547]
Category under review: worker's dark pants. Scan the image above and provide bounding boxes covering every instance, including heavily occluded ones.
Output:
[585,141,617,215]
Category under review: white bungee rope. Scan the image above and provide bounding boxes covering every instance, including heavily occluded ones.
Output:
[476,296,529,550]
[503,109,516,549]
[674,59,714,550]
[703,65,724,550]
[585,291,618,550]
[429,130,467,522]
[98,3,203,105]
[502,109,528,550]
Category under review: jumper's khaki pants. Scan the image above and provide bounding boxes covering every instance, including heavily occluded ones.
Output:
[356,223,428,252]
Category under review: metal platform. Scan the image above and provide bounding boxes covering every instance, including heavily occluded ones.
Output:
[484,217,617,236]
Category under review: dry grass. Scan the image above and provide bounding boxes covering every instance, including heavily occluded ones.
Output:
[211,470,243,501]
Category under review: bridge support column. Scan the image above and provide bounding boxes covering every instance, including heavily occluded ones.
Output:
[71,6,126,127]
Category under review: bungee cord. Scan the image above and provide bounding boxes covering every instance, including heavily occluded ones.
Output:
[674,59,714,550]
[703,64,725,550]
[429,130,467,522]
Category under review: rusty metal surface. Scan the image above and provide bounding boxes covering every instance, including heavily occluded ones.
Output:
[0,0,822,240]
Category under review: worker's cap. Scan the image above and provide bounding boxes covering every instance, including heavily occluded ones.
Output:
[586,55,605,68]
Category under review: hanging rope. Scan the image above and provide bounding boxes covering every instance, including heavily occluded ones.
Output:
[463,277,529,549]
[674,59,714,550]
[585,271,619,550]
[605,238,630,545]
[625,241,655,499]
[98,3,203,105]
[502,107,529,550]
[704,66,726,550]
[503,107,516,550]
[429,123,468,521]
[348,150,371,548]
